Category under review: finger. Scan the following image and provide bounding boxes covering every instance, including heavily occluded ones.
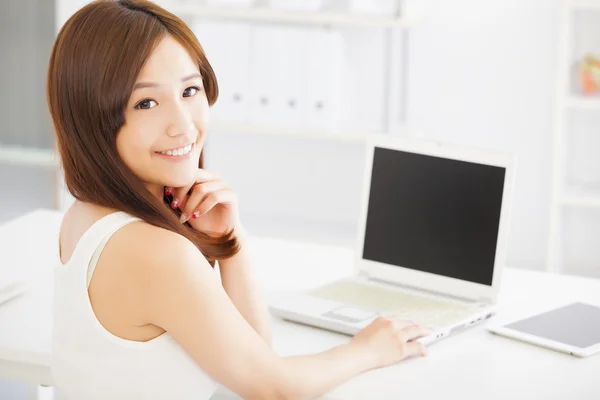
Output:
[194,190,236,218]
[168,169,220,210]
[388,316,434,333]
[170,184,195,210]
[180,181,228,222]
[406,341,428,357]
[390,318,417,331]
[398,324,432,342]
[193,168,219,183]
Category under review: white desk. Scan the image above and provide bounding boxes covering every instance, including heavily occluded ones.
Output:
[1,209,599,400]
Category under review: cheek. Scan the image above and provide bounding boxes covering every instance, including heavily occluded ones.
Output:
[193,98,210,132]
[194,115,208,134]
[116,126,154,168]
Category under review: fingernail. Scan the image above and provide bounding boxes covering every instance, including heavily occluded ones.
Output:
[171,199,179,209]
[165,187,172,196]
[180,212,189,223]
[192,211,200,219]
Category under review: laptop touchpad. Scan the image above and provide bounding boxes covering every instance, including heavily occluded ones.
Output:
[322,306,379,324]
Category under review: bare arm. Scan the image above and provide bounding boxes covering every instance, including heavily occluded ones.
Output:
[130,226,427,399]
[278,343,375,399]
[218,224,272,345]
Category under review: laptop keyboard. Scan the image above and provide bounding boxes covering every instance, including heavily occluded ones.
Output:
[309,279,478,328]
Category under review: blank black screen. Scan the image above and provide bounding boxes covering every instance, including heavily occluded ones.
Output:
[362,147,506,286]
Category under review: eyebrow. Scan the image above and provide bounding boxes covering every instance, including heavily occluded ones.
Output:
[133,73,202,91]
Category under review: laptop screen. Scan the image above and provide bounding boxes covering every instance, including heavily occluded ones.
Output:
[362,146,506,286]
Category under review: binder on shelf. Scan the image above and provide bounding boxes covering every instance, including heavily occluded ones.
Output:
[268,0,325,12]
[273,26,310,128]
[348,0,400,15]
[249,26,280,126]
[306,29,343,133]
[204,0,256,7]
[193,20,252,124]
[339,28,386,133]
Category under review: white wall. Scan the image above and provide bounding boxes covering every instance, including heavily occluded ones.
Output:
[56,0,89,27]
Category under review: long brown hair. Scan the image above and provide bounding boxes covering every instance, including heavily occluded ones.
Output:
[47,0,239,265]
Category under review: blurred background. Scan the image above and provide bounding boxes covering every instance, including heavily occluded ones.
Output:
[5,0,600,275]
[2,0,600,301]
[2,0,600,397]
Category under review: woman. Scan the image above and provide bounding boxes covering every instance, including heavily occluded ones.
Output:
[48,1,431,398]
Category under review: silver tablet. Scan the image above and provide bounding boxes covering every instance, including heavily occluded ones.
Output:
[488,302,600,357]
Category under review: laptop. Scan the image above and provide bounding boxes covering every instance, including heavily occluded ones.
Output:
[269,134,516,346]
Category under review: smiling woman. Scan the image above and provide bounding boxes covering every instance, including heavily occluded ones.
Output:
[47,1,430,399]
[46,0,245,398]
[47,0,237,262]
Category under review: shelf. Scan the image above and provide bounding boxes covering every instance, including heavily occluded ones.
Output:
[565,95,600,111]
[559,186,600,208]
[560,194,600,208]
[567,0,600,11]
[209,121,386,142]
[547,0,600,273]
[161,3,410,28]
[0,145,58,168]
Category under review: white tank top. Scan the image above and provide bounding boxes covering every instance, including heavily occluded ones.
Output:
[51,211,218,399]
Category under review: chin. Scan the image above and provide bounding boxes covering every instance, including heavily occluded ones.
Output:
[163,167,198,188]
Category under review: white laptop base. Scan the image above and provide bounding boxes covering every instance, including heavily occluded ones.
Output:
[268,135,515,346]
[270,276,496,346]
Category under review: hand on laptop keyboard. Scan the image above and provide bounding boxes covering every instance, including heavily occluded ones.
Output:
[349,316,432,370]
[310,279,475,330]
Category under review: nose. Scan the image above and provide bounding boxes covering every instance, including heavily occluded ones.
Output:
[166,102,195,138]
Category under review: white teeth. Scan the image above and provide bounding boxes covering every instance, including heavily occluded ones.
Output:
[159,144,192,157]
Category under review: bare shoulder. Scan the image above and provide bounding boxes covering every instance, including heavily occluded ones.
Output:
[98,213,220,333]
[86,208,289,399]
[60,202,200,270]
[88,211,210,336]
[104,217,206,280]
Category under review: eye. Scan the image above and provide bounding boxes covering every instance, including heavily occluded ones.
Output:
[183,86,202,97]
[134,99,157,110]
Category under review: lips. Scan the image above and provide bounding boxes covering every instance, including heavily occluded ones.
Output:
[156,142,194,156]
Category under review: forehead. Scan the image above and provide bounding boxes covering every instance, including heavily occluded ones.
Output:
[136,35,199,80]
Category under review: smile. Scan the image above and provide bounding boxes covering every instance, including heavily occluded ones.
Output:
[156,143,193,157]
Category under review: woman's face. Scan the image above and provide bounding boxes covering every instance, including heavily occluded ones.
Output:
[117,34,208,199]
